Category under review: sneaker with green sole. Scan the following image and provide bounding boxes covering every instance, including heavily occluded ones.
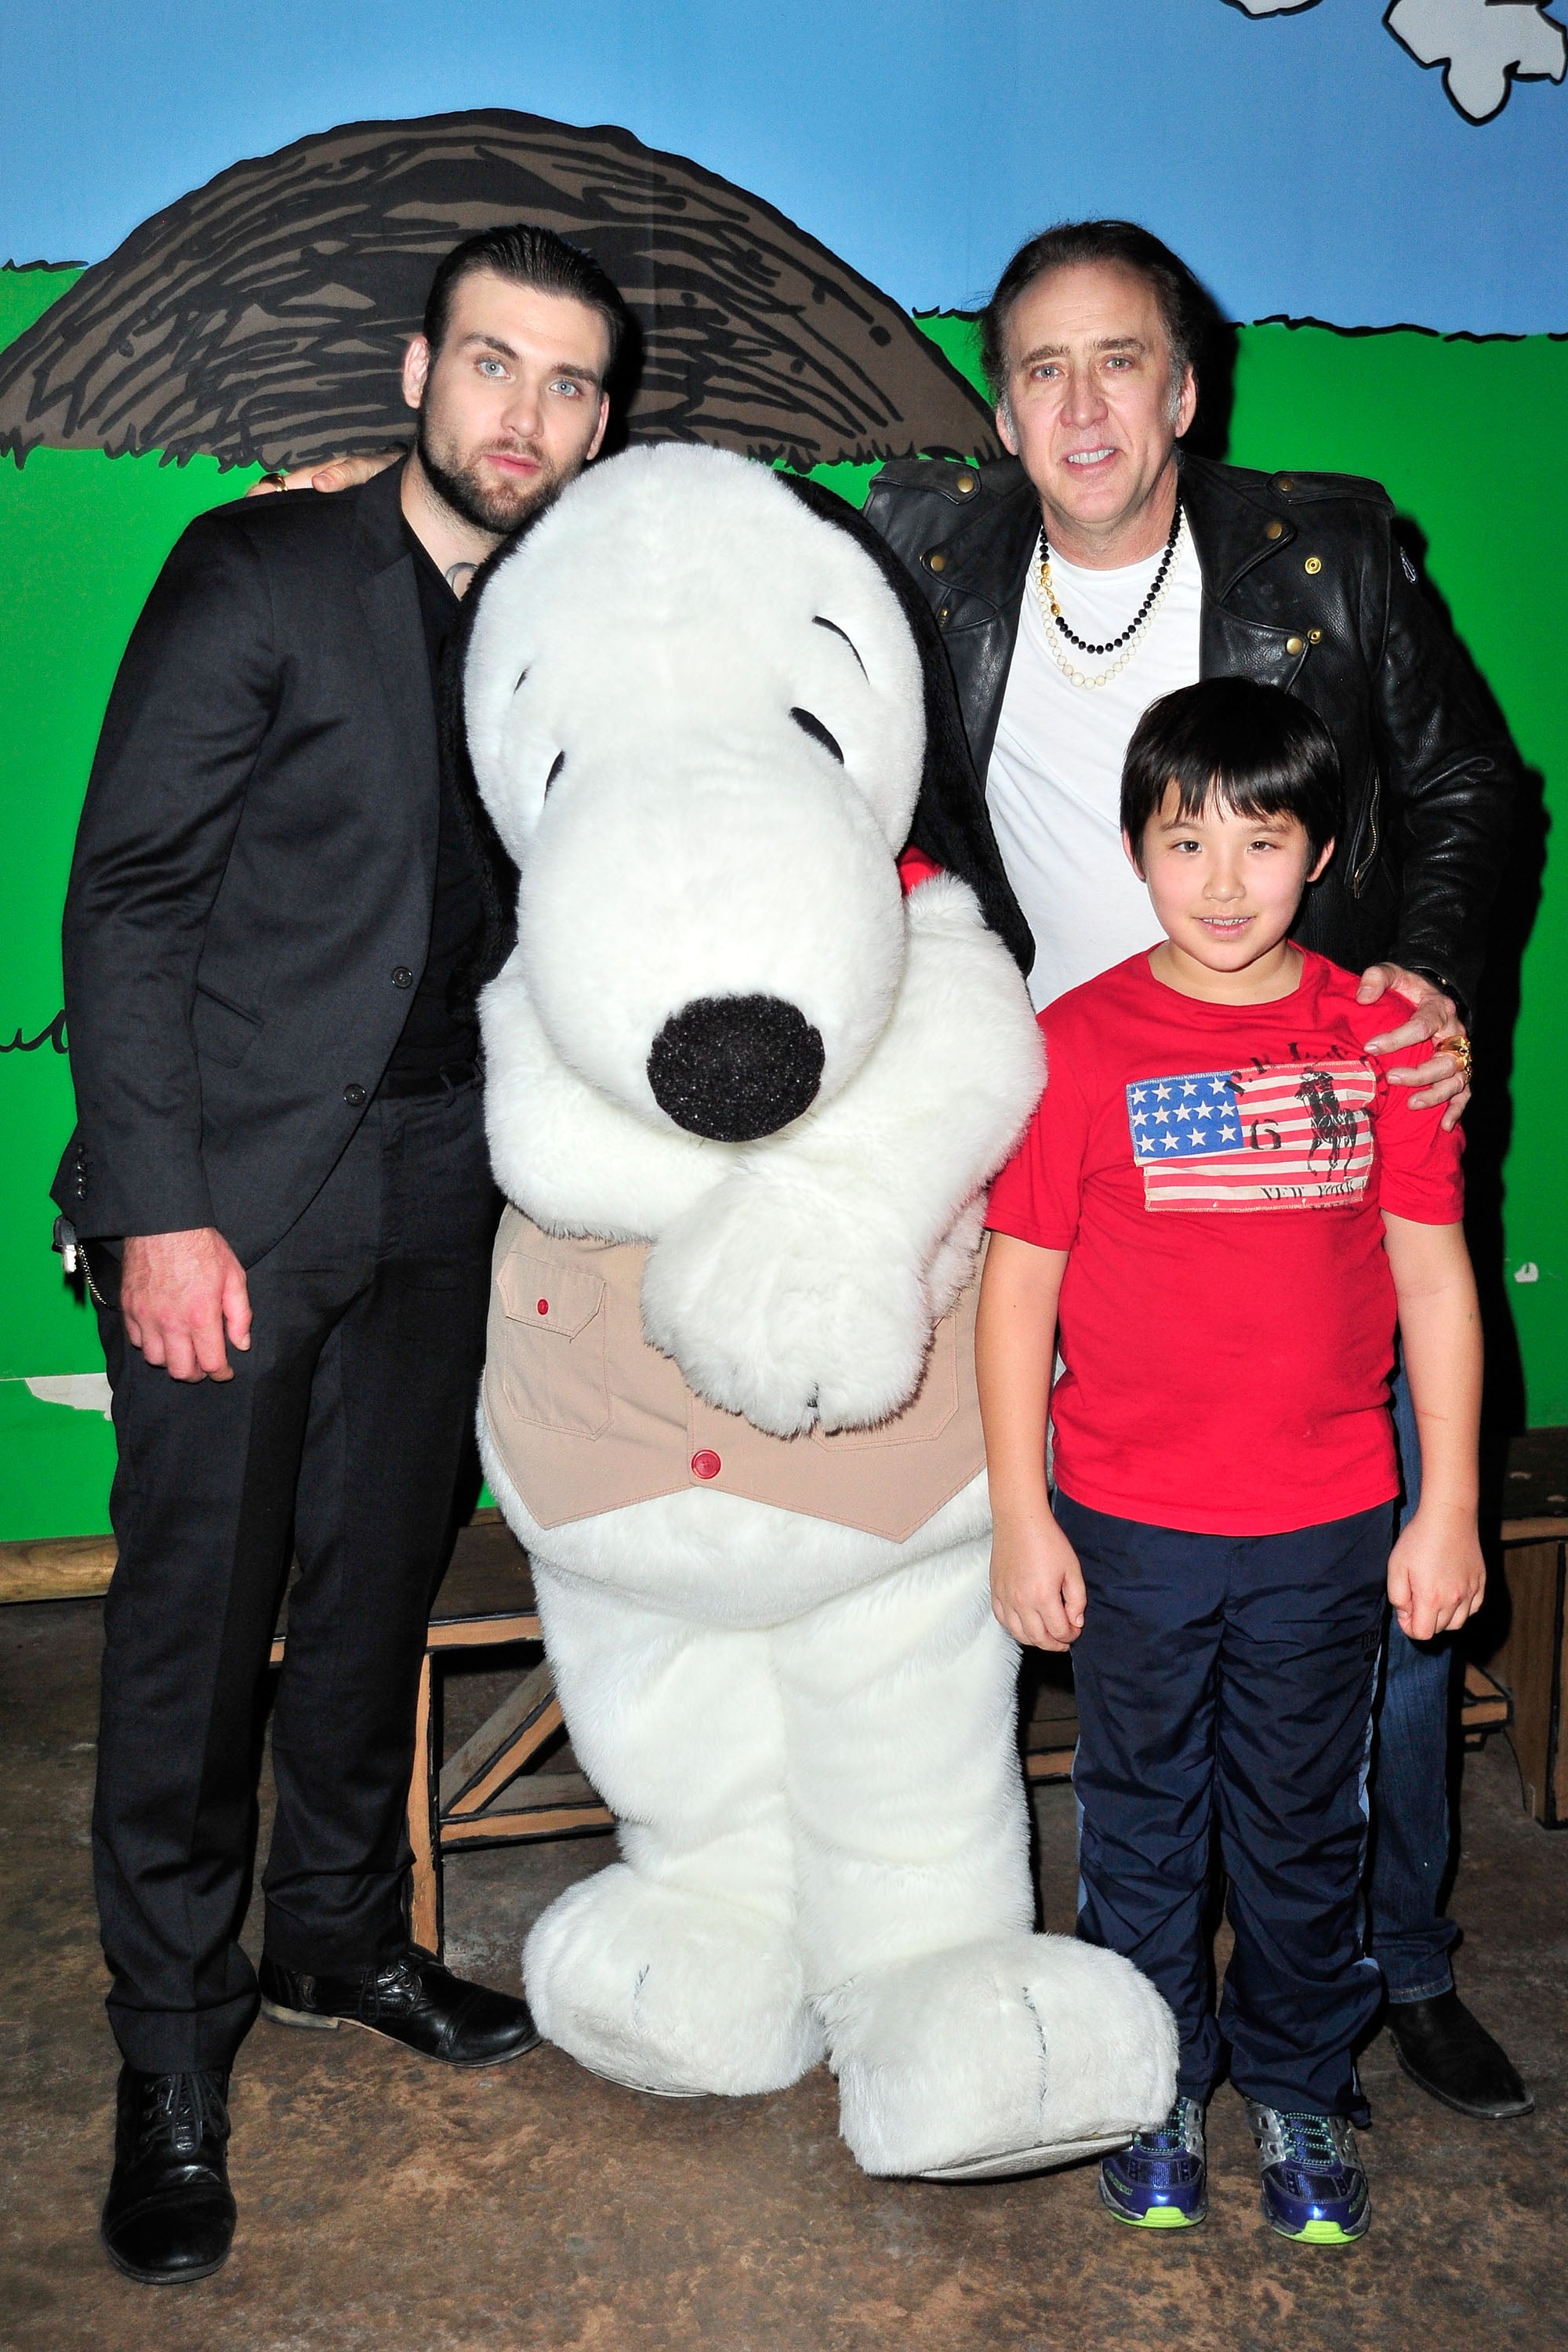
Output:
[1244,2100,1370,2243]
[1098,2096,1207,2229]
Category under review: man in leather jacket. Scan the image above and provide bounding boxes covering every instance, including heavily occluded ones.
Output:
[865,220,1527,2128]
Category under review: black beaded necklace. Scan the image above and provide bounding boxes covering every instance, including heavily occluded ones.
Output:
[1038,497,1183,657]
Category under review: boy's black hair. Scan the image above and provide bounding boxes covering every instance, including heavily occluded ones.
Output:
[422,223,630,377]
[1120,678,1342,868]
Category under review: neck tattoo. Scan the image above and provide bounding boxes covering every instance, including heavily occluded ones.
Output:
[1036,499,1184,690]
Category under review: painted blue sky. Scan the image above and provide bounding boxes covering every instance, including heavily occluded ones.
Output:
[3,0,1564,334]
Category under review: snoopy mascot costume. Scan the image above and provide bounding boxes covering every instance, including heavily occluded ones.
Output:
[461,443,1175,2180]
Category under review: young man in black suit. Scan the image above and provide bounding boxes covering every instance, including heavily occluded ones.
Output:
[56,223,625,2286]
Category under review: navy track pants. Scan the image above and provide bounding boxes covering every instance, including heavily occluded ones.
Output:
[1057,1490,1390,2118]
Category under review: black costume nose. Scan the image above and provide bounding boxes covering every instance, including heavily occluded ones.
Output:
[647,993,825,1141]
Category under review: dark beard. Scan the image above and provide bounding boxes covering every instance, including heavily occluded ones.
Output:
[416,412,564,537]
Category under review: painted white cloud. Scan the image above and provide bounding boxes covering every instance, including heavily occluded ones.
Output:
[21,1372,114,1420]
[1386,0,1567,121]
[1225,0,1566,122]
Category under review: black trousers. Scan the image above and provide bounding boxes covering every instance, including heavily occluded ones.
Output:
[90,1080,499,2072]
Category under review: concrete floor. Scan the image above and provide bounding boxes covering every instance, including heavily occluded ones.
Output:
[2,1599,1565,2352]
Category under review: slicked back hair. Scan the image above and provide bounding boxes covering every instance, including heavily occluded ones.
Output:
[980,220,1213,409]
[421,223,630,378]
[1121,678,1342,868]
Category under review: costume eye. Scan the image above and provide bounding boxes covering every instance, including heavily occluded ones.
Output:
[789,708,844,764]
[545,752,565,790]
[811,616,866,677]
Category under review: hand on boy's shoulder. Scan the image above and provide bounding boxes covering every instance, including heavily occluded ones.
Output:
[1356,962,1469,1129]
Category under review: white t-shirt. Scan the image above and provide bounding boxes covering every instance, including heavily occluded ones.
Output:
[985,521,1203,1010]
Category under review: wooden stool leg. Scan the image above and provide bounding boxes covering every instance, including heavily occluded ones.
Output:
[407,1651,443,1957]
[1494,1537,1568,1824]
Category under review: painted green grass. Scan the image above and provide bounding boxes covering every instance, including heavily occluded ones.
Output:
[0,262,82,343]
[0,1378,116,1540]
[0,274,265,1533]
[1,291,1563,1534]
[1225,324,1566,1417]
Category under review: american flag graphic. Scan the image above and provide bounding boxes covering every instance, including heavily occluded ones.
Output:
[1126,1060,1376,1212]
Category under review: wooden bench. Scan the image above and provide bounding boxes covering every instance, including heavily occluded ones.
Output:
[5,1451,1563,1955]
[1472,1427,1568,1824]
[1486,1518,1568,1826]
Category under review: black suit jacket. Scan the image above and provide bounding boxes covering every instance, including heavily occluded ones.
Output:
[863,452,1515,1018]
[55,462,443,1264]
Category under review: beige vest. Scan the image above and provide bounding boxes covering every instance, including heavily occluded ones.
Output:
[481,1207,985,1542]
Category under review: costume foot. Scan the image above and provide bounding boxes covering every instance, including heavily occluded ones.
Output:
[100,2065,235,2285]
[524,1864,823,2096]
[1386,1988,1534,2120]
[259,1947,539,2067]
[824,1933,1177,2180]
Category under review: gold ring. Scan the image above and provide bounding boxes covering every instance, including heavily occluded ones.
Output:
[256,470,289,490]
[1438,1033,1474,1083]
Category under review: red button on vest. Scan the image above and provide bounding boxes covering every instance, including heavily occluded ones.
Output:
[690,1449,722,1481]
[536,1300,549,1315]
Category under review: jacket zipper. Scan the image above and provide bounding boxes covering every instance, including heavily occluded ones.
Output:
[1350,767,1381,897]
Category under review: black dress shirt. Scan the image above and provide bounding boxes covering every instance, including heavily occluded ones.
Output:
[380,524,485,1087]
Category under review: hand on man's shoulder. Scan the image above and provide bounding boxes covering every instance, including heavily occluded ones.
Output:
[244,452,404,499]
[210,464,381,540]
[158,457,390,604]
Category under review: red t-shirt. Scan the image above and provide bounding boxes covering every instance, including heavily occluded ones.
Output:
[985,949,1465,1536]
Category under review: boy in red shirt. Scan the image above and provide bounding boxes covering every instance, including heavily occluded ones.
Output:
[978,677,1483,2244]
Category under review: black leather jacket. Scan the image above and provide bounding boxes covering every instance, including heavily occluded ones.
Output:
[864,451,1514,1018]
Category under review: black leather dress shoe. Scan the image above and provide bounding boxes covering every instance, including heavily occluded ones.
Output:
[1387,1989,1534,2120]
[258,1946,541,2067]
[100,2065,236,2285]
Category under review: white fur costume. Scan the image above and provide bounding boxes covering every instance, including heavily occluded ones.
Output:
[466,445,1175,2177]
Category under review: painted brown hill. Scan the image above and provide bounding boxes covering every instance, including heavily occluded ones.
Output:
[0,109,999,473]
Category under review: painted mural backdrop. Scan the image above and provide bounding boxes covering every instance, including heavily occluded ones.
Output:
[2,4,1565,1540]
[0,113,996,474]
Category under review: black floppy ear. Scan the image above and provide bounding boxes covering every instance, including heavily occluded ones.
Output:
[441,501,569,1001]
[439,549,517,1004]
[779,475,1034,977]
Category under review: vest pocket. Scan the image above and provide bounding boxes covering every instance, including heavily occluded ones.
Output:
[493,1246,611,1437]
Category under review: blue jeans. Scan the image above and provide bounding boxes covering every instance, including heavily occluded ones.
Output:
[1365,1363,1460,2004]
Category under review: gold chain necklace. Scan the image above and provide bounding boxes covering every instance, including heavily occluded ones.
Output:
[1036,508,1186,690]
